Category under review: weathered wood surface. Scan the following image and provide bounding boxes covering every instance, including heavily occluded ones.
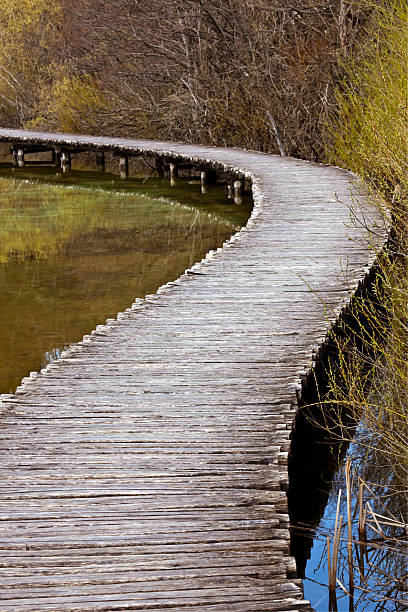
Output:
[0,129,383,610]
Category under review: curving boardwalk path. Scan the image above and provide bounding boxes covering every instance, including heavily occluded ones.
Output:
[0,130,381,610]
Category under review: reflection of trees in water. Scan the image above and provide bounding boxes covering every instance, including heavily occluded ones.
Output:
[0,178,235,264]
[324,439,407,611]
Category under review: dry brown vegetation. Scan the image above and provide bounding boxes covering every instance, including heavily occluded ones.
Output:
[1,0,371,159]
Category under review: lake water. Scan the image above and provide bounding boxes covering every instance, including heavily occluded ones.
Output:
[302,434,406,611]
[0,165,252,394]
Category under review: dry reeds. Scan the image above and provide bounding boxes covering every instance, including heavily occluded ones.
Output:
[319,461,407,611]
[327,489,344,611]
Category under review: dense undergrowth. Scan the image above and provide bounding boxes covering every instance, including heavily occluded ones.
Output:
[325,0,407,517]
[319,1,407,607]
[0,0,372,159]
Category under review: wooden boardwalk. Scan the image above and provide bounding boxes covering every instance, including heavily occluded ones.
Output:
[0,129,382,611]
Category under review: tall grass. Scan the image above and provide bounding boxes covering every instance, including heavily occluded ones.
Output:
[328,0,408,192]
[320,0,407,606]
[325,0,407,496]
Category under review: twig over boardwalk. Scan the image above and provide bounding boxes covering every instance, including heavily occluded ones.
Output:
[0,129,382,611]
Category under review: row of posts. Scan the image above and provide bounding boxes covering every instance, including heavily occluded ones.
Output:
[164,160,244,202]
[12,147,106,174]
[12,148,73,173]
[11,147,245,202]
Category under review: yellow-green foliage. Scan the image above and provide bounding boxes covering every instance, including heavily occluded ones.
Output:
[0,0,63,126]
[0,0,61,37]
[328,0,408,193]
[325,0,407,504]
[27,74,113,134]
[326,256,408,494]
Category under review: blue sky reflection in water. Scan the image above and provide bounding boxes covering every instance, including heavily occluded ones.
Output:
[304,447,407,612]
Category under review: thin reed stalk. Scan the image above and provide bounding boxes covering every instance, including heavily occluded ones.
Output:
[345,459,355,610]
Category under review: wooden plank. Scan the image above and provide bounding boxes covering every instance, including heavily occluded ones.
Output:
[0,128,384,610]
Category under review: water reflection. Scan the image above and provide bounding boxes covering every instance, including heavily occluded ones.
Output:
[0,172,250,394]
[303,436,407,611]
[0,164,252,227]
[290,282,408,611]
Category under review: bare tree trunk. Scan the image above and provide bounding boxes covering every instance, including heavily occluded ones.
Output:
[266,111,286,157]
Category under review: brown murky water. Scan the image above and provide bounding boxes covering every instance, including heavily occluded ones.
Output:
[0,168,251,393]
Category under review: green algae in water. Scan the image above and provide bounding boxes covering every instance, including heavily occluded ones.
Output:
[0,177,238,394]
[0,164,252,228]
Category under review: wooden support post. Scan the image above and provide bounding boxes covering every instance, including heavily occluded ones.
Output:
[201,169,217,193]
[11,148,18,167]
[61,151,71,173]
[96,151,105,173]
[234,179,243,197]
[17,148,25,168]
[119,155,129,179]
[156,157,165,178]
[53,149,61,167]
[234,179,243,205]
[169,162,178,186]
[169,163,178,180]
[227,182,233,199]
[201,171,208,194]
